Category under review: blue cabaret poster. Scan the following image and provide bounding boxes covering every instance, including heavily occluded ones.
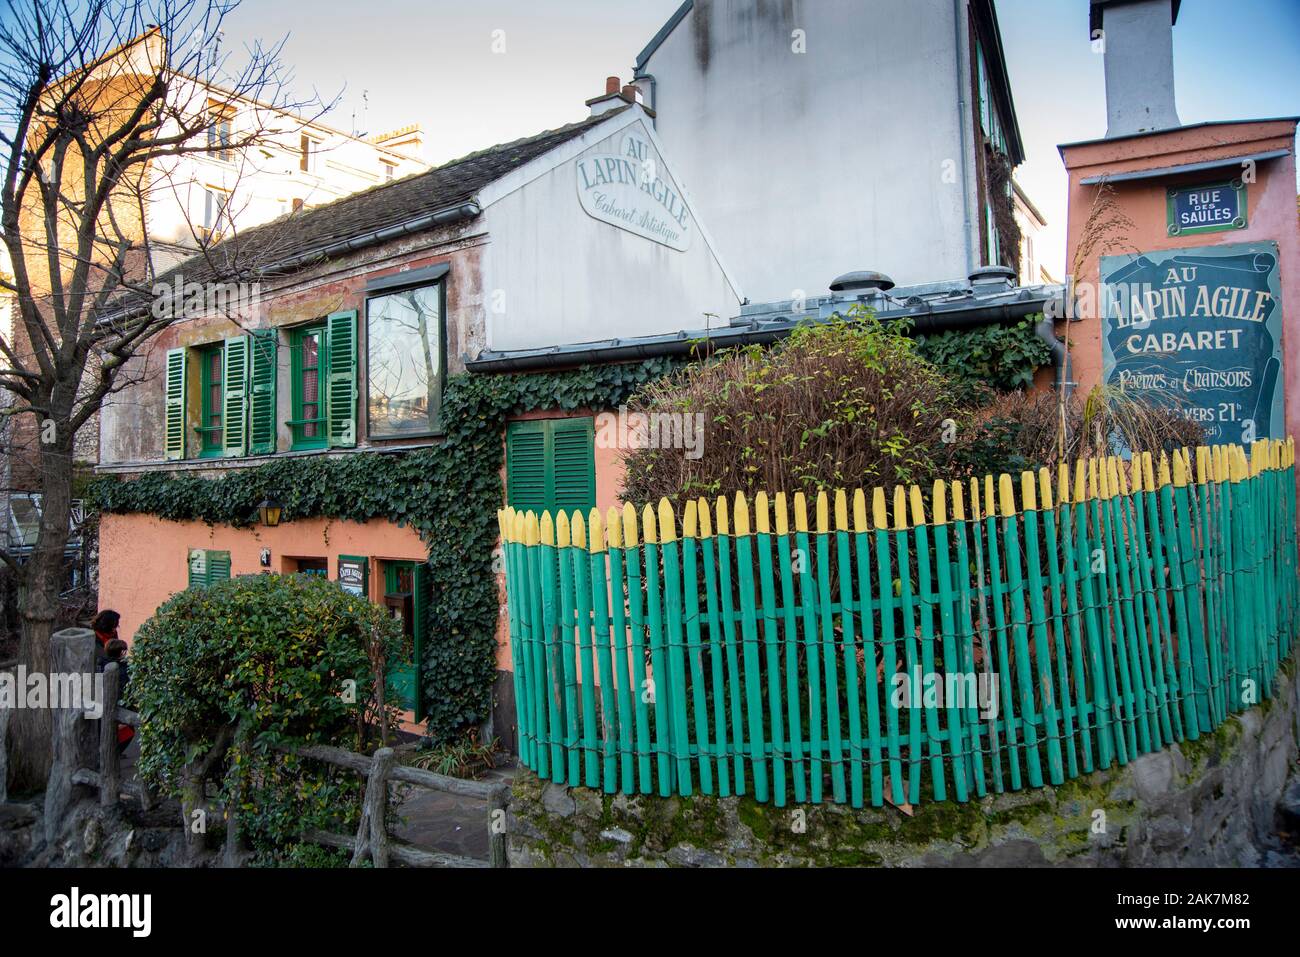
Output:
[1100,241,1284,446]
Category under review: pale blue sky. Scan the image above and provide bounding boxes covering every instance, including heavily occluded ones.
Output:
[198,0,1300,277]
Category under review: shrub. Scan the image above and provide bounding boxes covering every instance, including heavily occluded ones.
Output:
[954,386,1204,474]
[622,309,966,506]
[128,572,404,865]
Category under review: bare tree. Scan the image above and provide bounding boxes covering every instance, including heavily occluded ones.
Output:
[0,0,329,788]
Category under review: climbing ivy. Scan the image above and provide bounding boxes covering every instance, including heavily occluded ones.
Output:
[912,314,1051,398]
[89,356,682,744]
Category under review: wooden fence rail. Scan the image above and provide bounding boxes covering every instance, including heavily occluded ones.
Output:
[500,439,1300,809]
[33,634,507,868]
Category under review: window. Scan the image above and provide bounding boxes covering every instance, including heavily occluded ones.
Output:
[197,342,224,457]
[291,557,328,576]
[165,331,276,461]
[187,548,231,588]
[366,282,445,438]
[203,187,228,239]
[299,134,317,173]
[287,312,356,450]
[381,161,396,182]
[505,417,597,518]
[292,197,304,212]
[207,107,233,162]
[290,324,327,449]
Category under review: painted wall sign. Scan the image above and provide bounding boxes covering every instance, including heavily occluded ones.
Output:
[1167,180,1246,236]
[576,131,693,251]
[1101,241,1284,446]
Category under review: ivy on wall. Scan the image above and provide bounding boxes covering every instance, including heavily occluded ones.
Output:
[912,314,1051,398]
[89,356,682,744]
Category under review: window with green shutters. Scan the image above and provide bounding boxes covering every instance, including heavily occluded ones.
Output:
[505,416,597,518]
[187,548,232,588]
[289,324,327,450]
[197,343,224,457]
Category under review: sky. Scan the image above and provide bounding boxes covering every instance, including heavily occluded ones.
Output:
[212,0,1300,279]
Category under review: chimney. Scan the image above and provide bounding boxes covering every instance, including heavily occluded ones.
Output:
[586,76,640,117]
[1092,0,1181,137]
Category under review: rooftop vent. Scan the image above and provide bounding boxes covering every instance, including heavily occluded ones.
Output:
[829,270,895,294]
[969,265,1017,288]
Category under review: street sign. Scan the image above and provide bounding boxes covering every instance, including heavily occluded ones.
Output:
[1167,180,1246,236]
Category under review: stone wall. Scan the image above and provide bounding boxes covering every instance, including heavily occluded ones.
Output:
[507,660,1300,867]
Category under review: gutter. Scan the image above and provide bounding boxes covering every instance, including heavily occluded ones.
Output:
[241,201,482,276]
[467,289,1064,374]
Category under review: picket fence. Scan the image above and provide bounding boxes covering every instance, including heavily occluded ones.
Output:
[498,440,1299,809]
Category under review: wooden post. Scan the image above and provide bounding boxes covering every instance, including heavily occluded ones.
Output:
[488,782,510,868]
[351,746,394,867]
[98,662,121,808]
[0,679,10,804]
[44,628,96,843]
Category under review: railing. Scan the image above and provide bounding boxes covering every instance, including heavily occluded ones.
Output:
[36,629,507,867]
[499,440,1299,808]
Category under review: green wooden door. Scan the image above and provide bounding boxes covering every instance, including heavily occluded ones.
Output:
[383,560,427,718]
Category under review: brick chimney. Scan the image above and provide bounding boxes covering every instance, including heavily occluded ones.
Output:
[1091,0,1181,137]
[586,75,641,117]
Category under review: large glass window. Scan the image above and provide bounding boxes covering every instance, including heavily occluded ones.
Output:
[366,282,444,438]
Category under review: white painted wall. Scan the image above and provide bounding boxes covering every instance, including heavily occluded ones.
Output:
[636,0,984,302]
[478,109,742,352]
[145,73,427,268]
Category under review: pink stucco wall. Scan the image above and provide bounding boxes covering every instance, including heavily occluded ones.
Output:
[99,512,428,644]
[1060,119,1299,436]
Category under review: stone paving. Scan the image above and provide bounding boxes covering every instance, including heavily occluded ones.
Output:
[391,761,517,863]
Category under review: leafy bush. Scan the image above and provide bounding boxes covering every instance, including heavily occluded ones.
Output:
[623,309,966,505]
[955,386,1204,473]
[128,573,404,865]
[913,315,1052,399]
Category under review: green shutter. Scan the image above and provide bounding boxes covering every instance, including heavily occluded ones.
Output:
[187,548,231,588]
[206,550,231,584]
[325,310,357,448]
[187,547,206,588]
[551,416,597,516]
[222,335,249,456]
[249,329,278,455]
[505,417,596,517]
[412,562,429,722]
[506,420,549,514]
[164,347,188,460]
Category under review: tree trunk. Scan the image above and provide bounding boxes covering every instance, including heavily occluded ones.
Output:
[10,429,77,791]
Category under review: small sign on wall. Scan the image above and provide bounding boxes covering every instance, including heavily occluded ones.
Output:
[1100,241,1283,446]
[1167,180,1246,236]
[337,555,369,597]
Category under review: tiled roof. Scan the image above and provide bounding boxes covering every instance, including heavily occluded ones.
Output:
[151,109,625,290]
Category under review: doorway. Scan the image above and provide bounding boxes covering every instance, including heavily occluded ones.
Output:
[381,559,428,720]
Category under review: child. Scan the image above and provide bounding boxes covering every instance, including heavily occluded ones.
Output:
[99,636,135,753]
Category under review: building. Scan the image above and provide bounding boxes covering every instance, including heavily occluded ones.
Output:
[1059,0,1298,451]
[630,0,1026,302]
[95,97,741,736]
[1013,180,1053,286]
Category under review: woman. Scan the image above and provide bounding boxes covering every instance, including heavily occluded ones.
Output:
[91,609,120,657]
